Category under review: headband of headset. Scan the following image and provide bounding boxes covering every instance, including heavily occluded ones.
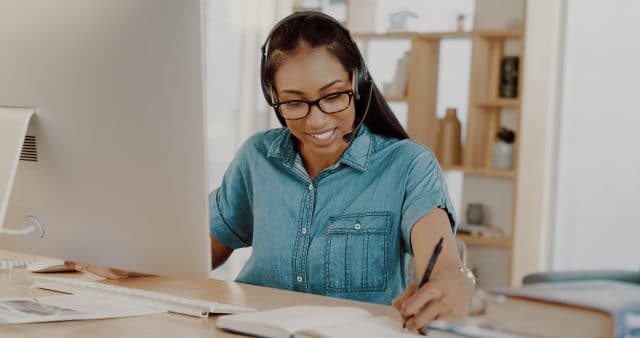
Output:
[259,11,372,113]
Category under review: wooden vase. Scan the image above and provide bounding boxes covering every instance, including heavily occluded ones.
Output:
[437,108,462,166]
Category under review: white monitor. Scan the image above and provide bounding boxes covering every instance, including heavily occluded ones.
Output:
[0,0,211,279]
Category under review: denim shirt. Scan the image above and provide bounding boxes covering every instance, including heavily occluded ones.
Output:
[210,125,457,305]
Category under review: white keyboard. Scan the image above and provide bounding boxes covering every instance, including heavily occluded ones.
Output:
[0,257,37,270]
[31,276,255,318]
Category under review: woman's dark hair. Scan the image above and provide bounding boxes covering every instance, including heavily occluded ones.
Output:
[263,13,409,140]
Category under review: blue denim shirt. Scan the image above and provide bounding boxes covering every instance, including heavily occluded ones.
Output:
[210,125,457,305]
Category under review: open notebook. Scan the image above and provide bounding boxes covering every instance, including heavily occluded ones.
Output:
[216,306,414,338]
[216,305,465,338]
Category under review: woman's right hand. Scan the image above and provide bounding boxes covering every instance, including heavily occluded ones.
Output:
[64,261,150,279]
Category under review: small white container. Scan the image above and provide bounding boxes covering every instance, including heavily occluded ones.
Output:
[492,141,513,169]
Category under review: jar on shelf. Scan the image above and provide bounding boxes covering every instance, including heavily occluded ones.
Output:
[492,127,516,169]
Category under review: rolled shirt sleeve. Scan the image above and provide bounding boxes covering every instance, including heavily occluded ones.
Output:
[400,149,458,256]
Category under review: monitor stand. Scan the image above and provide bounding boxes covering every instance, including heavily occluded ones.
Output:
[0,106,43,238]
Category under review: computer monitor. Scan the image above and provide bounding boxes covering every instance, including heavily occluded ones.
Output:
[0,0,211,279]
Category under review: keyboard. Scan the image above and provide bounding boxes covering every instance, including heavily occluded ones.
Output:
[31,276,255,318]
[0,257,37,270]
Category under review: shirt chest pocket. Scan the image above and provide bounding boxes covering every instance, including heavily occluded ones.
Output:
[324,211,391,292]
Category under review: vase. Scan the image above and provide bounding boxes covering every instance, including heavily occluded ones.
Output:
[492,141,513,169]
[437,108,462,166]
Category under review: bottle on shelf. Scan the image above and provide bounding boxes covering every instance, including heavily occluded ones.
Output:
[437,108,462,167]
[492,127,516,169]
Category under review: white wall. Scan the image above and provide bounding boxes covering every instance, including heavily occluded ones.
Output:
[552,0,640,270]
[511,0,566,285]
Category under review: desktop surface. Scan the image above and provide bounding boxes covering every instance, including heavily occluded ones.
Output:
[0,251,426,338]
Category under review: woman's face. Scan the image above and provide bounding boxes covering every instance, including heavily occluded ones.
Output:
[273,45,356,160]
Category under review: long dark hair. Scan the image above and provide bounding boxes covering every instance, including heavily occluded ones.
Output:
[262,13,409,140]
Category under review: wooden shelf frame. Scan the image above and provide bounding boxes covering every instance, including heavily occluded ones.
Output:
[475,98,520,108]
[456,234,513,249]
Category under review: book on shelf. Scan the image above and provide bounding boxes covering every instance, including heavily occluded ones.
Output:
[485,280,640,338]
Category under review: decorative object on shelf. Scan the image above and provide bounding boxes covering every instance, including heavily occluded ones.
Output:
[499,56,519,98]
[492,127,516,169]
[382,51,410,98]
[456,14,465,32]
[387,10,418,32]
[436,108,462,166]
[466,203,485,225]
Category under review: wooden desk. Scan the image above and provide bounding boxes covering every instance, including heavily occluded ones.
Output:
[0,250,461,338]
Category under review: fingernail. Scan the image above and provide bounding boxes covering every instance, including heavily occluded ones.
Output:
[406,319,414,330]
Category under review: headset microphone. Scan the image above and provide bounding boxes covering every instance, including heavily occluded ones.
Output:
[342,80,373,143]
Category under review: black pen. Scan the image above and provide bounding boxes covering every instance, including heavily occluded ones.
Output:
[403,236,444,330]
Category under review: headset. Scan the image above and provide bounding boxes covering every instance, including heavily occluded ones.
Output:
[260,11,374,142]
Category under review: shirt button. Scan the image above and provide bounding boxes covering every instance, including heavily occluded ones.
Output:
[296,276,303,283]
[354,223,361,230]
[301,228,307,235]
[308,184,314,191]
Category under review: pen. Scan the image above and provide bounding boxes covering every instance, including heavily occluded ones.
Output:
[403,236,444,330]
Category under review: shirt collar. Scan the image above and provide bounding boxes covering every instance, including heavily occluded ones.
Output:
[267,125,373,172]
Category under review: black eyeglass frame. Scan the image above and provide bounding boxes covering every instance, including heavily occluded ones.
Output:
[272,90,355,120]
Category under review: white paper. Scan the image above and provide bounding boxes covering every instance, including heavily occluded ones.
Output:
[0,294,165,324]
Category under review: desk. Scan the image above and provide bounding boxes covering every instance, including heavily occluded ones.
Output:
[0,252,462,338]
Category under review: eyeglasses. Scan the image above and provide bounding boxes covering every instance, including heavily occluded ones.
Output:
[273,90,354,120]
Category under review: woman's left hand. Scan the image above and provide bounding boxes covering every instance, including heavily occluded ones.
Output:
[392,265,475,334]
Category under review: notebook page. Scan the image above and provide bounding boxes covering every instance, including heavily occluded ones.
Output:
[217,306,373,335]
[294,316,422,338]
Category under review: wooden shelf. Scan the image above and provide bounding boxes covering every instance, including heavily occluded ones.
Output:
[442,165,515,179]
[476,98,520,108]
[416,31,473,40]
[456,234,512,249]
[352,32,416,40]
[474,28,523,39]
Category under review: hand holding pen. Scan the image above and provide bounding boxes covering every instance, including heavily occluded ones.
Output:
[392,237,446,335]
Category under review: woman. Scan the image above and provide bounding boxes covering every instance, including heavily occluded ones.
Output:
[76,12,475,332]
